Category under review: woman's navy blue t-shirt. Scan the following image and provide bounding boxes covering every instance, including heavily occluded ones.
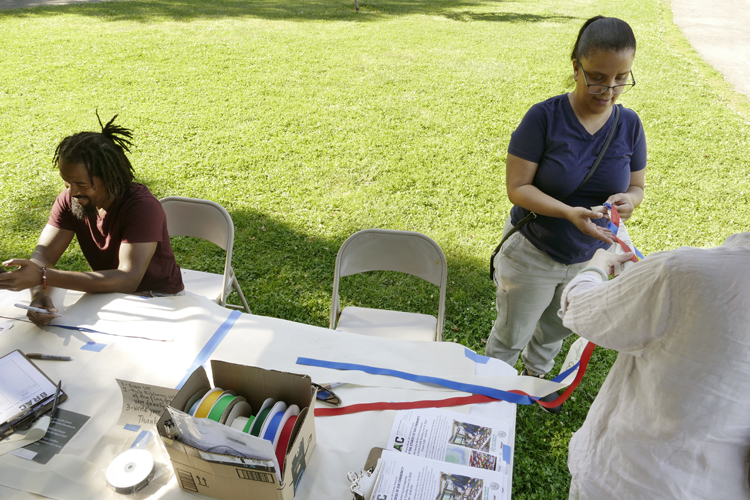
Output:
[508,94,647,264]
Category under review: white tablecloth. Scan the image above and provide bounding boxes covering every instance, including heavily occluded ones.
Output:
[0,289,516,500]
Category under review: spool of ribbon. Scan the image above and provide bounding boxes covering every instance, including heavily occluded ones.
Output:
[184,389,208,415]
[193,388,224,419]
[269,405,299,448]
[224,400,253,428]
[248,398,275,437]
[207,394,244,424]
[261,401,288,443]
[230,415,256,433]
[275,415,298,473]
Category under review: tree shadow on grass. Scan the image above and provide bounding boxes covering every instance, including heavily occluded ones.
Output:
[0,178,497,354]
[178,206,497,353]
[1,0,577,25]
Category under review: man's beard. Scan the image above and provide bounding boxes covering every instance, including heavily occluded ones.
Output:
[71,197,97,220]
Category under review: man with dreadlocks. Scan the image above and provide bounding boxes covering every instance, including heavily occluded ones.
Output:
[0,114,183,325]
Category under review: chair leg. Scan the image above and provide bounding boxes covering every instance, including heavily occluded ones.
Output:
[232,275,251,314]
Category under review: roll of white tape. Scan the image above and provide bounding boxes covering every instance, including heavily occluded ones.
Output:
[106,449,155,494]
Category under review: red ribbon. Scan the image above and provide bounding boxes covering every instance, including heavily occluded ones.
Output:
[609,205,639,263]
[315,341,597,416]
[275,415,298,472]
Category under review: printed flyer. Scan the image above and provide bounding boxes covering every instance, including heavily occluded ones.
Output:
[371,449,509,500]
[385,408,512,473]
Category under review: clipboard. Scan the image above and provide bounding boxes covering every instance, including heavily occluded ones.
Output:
[0,349,67,440]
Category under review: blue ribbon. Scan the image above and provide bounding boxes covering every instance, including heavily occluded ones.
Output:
[603,203,645,260]
[262,409,286,442]
[296,357,584,404]
[296,357,536,405]
[176,310,242,389]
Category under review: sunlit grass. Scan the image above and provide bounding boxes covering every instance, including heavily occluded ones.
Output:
[1,0,749,497]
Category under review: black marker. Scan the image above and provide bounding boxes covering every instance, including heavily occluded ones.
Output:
[26,353,72,361]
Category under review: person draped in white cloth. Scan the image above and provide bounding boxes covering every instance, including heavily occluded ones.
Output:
[560,232,750,499]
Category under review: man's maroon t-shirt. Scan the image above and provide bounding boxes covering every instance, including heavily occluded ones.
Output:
[48,183,184,294]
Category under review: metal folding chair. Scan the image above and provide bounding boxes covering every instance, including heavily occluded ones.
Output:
[160,196,250,313]
[330,229,446,341]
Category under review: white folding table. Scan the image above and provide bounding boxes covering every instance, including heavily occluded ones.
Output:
[0,289,516,500]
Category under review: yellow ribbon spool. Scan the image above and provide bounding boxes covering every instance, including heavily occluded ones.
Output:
[194,388,224,419]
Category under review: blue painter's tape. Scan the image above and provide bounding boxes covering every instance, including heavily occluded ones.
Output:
[502,444,512,463]
[81,342,106,352]
[124,424,140,432]
[464,348,490,364]
[176,310,242,390]
[130,429,152,448]
[295,357,534,405]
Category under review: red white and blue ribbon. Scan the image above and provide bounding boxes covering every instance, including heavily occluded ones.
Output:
[604,203,644,260]
[299,341,597,416]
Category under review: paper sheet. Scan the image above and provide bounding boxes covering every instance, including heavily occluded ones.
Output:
[48,294,225,342]
[386,408,513,473]
[372,449,510,500]
[0,416,50,457]
[115,379,178,428]
[166,406,281,481]
[0,350,57,425]
[12,409,90,464]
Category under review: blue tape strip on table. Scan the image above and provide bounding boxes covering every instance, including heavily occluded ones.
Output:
[81,342,106,352]
[176,310,242,390]
[130,429,152,448]
[296,357,535,405]
[124,424,140,432]
[463,348,490,364]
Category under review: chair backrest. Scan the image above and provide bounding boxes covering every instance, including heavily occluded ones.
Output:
[330,229,447,337]
[159,196,234,301]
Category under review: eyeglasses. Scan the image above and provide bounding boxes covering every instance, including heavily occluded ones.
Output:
[578,60,636,95]
[312,382,342,406]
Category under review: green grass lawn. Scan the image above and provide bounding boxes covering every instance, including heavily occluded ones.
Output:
[1,0,749,497]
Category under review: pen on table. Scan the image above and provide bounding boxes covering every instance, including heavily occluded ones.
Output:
[320,382,346,391]
[14,303,62,317]
[26,353,73,361]
[51,380,62,419]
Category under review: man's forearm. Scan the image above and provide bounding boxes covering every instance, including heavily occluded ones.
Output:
[45,268,143,294]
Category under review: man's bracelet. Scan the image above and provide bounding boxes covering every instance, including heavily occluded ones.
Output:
[41,267,47,289]
[579,267,608,281]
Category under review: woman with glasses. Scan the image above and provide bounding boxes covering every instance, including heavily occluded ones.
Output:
[486,16,646,412]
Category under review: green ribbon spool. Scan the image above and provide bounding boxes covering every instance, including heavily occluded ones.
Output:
[207,395,236,422]
[250,406,273,437]
[242,415,256,433]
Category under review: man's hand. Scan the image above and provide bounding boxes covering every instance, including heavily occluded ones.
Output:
[27,293,58,327]
[0,259,43,291]
[587,249,634,277]
[566,207,615,244]
[606,193,635,220]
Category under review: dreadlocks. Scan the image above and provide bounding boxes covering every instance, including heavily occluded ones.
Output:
[53,112,135,199]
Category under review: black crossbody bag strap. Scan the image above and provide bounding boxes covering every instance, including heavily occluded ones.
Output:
[489,104,620,281]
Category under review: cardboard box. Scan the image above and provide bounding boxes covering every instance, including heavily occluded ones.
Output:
[157,361,316,500]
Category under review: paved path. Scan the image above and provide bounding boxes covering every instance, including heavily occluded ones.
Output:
[671,0,750,98]
[0,0,102,9]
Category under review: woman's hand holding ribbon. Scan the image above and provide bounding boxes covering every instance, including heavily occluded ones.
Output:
[566,207,615,244]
